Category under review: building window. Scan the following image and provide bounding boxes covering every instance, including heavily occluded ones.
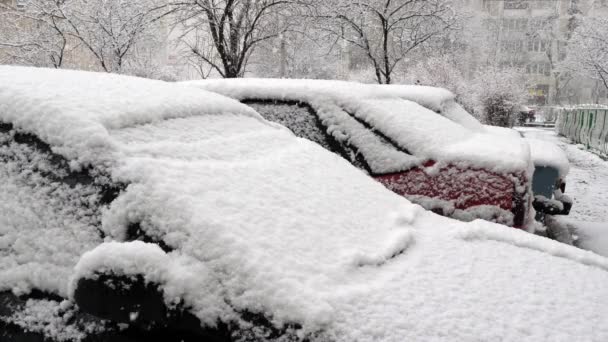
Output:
[15,0,27,8]
[532,0,556,9]
[558,40,568,61]
[502,18,529,32]
[526,62,552,76]
[529,84,550,105]
[504,0,529,10]
[501,40,525,52]
[528,40,550,52]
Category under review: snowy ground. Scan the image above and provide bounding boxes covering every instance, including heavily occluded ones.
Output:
[516,127,608,256]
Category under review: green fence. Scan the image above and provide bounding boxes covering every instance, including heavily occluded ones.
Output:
[557,107,608,155]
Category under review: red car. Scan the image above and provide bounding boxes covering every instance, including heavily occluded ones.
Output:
[185,79,534,228]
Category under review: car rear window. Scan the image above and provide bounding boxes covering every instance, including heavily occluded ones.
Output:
[244,100,419,175]
[245,100,339,153]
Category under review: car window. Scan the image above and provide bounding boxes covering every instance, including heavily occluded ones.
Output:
[245,100,338,153]
[0,122,106,307]
[244,100,419,175]
[245,100,377,172]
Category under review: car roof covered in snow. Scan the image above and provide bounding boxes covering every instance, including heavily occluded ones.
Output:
[183,78,486,130]
[1,67,607,341]
[184,78,530,174]
[182,78,455,110]
[0,66,268,169]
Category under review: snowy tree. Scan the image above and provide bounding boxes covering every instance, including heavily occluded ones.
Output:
[172,0,311,78]
[59,0,169,73]
[250,20,345,79]
[317,0,458,84]
[0,0,70,67]
[474,66,529,127]
[407,55,475,113]
[0,0,168,73]
[559,16,608,96]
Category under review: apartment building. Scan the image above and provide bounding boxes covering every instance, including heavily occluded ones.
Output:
[471,0,607,105]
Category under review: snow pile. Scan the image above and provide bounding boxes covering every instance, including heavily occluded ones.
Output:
[454,220,608,271]
[321,217,608,342]
[1,68,608,341]
[548,217,608,258]
[573,220,608,258]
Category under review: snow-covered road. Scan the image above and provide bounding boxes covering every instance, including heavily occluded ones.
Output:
[517,127,608,256]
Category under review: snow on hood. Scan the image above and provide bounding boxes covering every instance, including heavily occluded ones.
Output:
[185,78,531,174]
[1,68,607,341]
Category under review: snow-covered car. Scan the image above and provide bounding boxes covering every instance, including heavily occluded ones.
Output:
[184,79,534,228]
[2,67,608,342]
[488,125,573,230]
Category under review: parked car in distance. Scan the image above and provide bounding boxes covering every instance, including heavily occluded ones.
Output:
[486,125,574,236]
[2,67,608,342]
[184,79,535,229]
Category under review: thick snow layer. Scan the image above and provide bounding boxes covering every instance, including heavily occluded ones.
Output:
[2,68,608,341]
[183,78,456,113]
[102,108,605,340]
[572,220,608,258]
[0,66,264,169]
[374,84,455,111]
[549,217,608,258]
[525,138,570,177]
[185,78,531,174]
[348,99,531,173]
[101,119,608,340]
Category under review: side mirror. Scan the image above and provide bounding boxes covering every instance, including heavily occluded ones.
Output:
[70,241,229,340]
